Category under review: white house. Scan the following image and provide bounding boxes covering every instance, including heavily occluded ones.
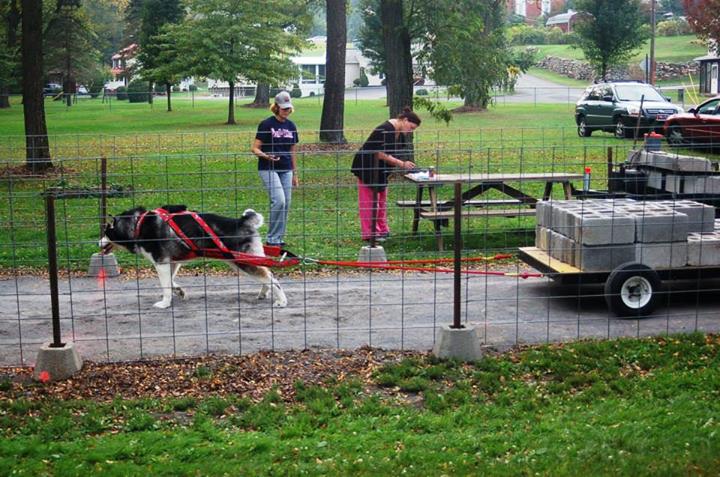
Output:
[290,38,384,97]
[209,38,386,98]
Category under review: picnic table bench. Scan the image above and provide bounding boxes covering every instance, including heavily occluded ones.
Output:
[402,171,583,250]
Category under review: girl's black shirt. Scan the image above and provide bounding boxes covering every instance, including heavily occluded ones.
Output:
[351,121,412,190]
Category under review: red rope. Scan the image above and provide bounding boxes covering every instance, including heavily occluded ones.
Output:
[375,253,512,265]
[311,259,543,279]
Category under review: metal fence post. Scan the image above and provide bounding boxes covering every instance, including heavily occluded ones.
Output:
[44,194,64,348]
[453,181,462,329]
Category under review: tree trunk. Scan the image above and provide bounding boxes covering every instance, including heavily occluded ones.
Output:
[319,0,347,144]
[166,82,172,112]
[0,86,9,109]
[246,83,270,108]
[148,81,153,104]
[380,0,413,118]
[227,80,236,124]
[64,78,73,107]
[21,0,51,171]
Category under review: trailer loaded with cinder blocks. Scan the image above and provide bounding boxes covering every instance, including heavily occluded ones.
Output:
[604,149,720,207]
[519,198,720,317]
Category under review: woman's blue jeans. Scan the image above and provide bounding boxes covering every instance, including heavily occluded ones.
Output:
[258,169,293,245]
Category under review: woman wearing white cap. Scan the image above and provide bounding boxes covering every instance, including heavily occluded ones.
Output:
[251,91,299,247]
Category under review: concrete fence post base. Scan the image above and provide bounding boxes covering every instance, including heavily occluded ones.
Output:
[87,252,120,278]
[433,324,483,361]
[358,245,387,263]
[33,342,83,381]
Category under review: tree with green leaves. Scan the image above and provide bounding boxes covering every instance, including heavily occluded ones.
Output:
[245,0,313,109]
[357,0,385,74]
[45,1,101,106]
[319,0,347,143]
[166,0,306,124]
[85,0,125,65]
[417,0,507,111]
[137,0,183,110]
[573,0,649,80]
[0,0,21,109]
[661,0,684,16]
[123,0,143,46]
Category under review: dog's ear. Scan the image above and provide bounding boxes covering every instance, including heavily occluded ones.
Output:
[162,205,187,213]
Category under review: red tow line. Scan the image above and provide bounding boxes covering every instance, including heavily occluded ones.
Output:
[309,256,543,279]
[136,208,542,279]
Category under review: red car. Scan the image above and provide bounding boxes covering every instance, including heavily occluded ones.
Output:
[664,96,720,150]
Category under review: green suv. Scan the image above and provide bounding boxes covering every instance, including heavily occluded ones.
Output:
[575,81,683,139]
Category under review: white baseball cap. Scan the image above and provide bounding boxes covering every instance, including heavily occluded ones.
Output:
[274,91,293,109]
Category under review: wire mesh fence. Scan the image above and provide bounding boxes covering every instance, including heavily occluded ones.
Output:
[1,127,720,367]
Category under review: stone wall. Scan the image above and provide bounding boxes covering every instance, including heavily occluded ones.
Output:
[536,56,698,82]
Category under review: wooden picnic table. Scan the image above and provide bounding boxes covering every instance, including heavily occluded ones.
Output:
[402,171,584,250]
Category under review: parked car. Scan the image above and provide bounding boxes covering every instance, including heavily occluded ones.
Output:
[575,81,683,139]
[43,83,62,95]
[664,96,720,150]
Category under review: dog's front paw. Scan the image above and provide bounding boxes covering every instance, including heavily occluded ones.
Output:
[257,284,270,300]
[153,300,172,309]
[173,287,186,299]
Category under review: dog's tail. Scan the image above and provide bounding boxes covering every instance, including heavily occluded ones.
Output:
[242,209,264,229]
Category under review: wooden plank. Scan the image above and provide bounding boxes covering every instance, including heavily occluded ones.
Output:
[404,172,584,185]
[396,199,522,208]
[419,208,536,219]
[518,246,581,274]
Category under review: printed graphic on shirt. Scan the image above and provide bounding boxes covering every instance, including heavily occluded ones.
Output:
[271,128,295,140]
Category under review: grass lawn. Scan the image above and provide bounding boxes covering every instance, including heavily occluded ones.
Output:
[528,35,707,64]
[1,96,714,270]
[1,97,633,270]
[1,333,719,475]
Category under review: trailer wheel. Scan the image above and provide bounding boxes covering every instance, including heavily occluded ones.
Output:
[604,262,661,317]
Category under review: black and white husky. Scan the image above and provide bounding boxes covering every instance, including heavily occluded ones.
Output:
[99,205,287,309]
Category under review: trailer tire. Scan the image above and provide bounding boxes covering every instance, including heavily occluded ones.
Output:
[604,262,661,317]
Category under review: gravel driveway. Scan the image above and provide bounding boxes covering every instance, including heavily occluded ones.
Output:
[2,268,719,366]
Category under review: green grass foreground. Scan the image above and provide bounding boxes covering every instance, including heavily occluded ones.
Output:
[1,333,719,475]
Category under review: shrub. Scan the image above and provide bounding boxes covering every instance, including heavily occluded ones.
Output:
[657,19,692,36]
[188,84,197,92]
[85,69,109,99]
[127,80,149,103]
[545,27,566,45]
[115,86,128,101]
[358,67,369,87]
[415,88,428,96]
[290,83,302,98]
[508,24,547,45]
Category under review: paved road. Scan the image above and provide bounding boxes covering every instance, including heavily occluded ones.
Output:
[343,74,585,104]
[2,270,718,366]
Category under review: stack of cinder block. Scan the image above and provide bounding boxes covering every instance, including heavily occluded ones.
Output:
[628,150,720,194]
[535,199,718,272]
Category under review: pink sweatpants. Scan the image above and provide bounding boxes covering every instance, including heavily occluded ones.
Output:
[357,179,389,240]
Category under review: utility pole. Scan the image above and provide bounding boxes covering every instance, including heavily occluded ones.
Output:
[650,0,656,85]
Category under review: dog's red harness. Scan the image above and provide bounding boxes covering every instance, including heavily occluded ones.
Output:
[134,208,300,268]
